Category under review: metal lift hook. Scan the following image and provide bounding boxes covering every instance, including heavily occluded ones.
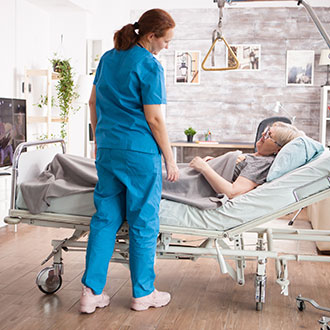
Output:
[215,0,226,39]
[202,0,239,71]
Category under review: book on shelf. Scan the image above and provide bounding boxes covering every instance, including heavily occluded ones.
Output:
[195,141,219,145]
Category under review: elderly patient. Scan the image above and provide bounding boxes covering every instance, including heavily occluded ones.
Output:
[189,122,304,199]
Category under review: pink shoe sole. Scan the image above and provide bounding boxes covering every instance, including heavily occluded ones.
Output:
[80,300,110,314]
[131,300,170,311]
[131,290,171,311]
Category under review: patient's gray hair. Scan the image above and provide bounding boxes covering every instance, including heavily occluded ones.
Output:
[272,121,305,147]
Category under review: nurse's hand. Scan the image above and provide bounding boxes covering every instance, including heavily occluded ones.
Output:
[165,160,179,182]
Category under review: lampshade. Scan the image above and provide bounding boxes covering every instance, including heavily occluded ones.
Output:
[76,74,94,103]
[272,101,296,124]
[319,49,330,66]
[273,101,281,113]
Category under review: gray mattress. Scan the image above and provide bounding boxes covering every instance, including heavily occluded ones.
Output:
[16,150,330,232]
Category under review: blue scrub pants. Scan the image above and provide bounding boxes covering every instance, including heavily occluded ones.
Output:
[82,148,162,298]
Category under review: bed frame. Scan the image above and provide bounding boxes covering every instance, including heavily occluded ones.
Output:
[4,140,330,312]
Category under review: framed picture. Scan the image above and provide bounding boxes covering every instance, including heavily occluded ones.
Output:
[175,51,201,84]
[286,50,314,86]
[226,44,261,70]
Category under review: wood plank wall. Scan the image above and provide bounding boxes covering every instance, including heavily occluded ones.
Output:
[131,7,330,143]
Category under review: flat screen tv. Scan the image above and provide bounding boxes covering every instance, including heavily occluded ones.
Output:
[0,98,26,168]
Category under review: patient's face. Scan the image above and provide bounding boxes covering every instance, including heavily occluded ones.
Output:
[256,127,281,156]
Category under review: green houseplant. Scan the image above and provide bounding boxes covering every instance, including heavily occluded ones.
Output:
[50,55,79,139]
[184,127,196,142]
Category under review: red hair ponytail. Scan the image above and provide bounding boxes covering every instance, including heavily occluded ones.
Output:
[113,24,138,51]
[114,9,175,51]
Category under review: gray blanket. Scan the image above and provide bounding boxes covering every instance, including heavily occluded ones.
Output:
[21,151,241,214]
[162,150,241,210]
[21,154,97,214]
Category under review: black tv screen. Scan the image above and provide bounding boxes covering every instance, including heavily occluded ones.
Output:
[0,98,26,167]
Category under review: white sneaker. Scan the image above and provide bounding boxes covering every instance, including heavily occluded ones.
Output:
[131,289,171,311]
[79,286,110,314]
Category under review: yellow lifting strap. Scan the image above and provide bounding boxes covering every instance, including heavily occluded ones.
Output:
[201,36,239,71]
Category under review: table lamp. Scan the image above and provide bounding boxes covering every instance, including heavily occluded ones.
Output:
[273,101,296,124]
[319,49,330,86]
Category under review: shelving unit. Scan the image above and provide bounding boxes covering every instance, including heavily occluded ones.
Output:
[319,85,330,148]
[24,69,61,138]
[86,40,102,75]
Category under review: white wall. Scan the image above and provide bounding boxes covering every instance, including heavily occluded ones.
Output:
[16,0,50,93]
[0,0,50,99]
[49,11,87,74]
[0,1,16,98]
[86,0,131,51]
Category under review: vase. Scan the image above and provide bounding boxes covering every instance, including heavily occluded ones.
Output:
[187,135,193,142]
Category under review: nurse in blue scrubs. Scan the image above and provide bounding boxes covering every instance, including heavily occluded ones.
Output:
[80,9,179,314]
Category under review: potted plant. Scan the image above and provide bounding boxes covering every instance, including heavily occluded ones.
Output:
[184,127,197,142]
[50,55,79,139]
[51,53,70,73]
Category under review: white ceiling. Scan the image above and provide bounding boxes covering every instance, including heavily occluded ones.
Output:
[26,0,87,12]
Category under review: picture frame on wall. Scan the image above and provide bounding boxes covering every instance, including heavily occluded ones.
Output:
[175,51,201,85]
[226,44,261,70]
[286,50,314,86]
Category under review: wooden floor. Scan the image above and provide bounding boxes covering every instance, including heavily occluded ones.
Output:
[0,222,329,330]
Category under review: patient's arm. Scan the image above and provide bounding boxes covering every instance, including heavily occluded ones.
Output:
[189,156,258,199]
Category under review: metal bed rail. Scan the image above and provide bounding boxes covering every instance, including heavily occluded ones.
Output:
[10,139,65,211]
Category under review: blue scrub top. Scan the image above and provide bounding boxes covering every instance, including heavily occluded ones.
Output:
[93,45,166,154]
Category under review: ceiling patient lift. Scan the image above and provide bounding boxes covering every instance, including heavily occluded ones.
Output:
[202,0,330,72]
[201,0,240,71]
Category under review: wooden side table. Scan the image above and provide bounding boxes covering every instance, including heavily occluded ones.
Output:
[170,141,255,163]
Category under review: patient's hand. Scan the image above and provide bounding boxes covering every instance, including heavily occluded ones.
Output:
[236,154,246,164]
[189,156,209,173]
[202,156,214,162]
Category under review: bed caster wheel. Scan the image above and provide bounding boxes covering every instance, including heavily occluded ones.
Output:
[256,302,263,311]
[36,266,62,294]
[297,300,306,312]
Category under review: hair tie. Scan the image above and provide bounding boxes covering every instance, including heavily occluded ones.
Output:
[133,22,139,30]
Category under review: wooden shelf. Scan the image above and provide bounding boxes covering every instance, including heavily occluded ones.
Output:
[171,141,255,162]
[27,116,65,124]
[26,69,59,80]
[171,141,254,149]
[24,68,62,139]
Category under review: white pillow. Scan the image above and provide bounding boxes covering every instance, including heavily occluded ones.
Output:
[266,136,324,182]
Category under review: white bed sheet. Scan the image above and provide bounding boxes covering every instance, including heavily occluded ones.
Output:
[16,150,330,232]
[16,189,96,217]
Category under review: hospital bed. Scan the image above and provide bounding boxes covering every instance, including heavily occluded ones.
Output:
[4,139,330,311]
